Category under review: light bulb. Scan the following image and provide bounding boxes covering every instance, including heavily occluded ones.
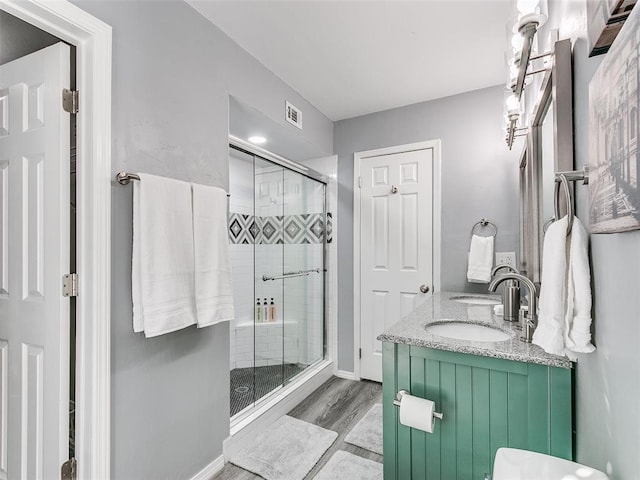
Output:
[511,33,524,53]
[506,94,520,112]
[517,0,539,15]
[509,60,519,79]
[248,135,266,145]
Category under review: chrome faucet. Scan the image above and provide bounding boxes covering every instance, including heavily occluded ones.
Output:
[491,264,518,276]
[489,273,537,343]
[490,265,520,322]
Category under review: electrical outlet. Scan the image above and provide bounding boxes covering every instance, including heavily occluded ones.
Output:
[495,252,516,268]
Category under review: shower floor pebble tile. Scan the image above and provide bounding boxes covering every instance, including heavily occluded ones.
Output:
[230,364,306,417]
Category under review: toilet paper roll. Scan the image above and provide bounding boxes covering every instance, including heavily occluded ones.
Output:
[399,393,436,433]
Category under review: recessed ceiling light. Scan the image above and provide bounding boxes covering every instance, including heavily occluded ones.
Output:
[248,135,266,145]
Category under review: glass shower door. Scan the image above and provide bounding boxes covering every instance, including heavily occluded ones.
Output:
[229,142,326,419]
[282,170,325,385]
[253,156,285,401]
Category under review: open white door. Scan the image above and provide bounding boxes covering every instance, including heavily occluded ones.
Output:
[358,146,436,382]
[0,42,71,479]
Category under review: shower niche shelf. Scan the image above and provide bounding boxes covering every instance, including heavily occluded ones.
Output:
[236,320,297,328]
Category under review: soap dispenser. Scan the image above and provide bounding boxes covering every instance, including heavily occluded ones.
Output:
[269,298,276,322]
[490,265,520,322]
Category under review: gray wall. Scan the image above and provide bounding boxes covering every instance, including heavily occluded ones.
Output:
[334,85,521,372]
[539,3,640,478]
[71,2,333,479]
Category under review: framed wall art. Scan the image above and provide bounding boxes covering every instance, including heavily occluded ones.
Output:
[589,4,640,233]
[587,0,636,56]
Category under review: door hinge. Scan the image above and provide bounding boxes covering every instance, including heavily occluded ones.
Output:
[359,348,362,359]
[358,176,362,188]
[62,273,78,297]
[62,89,79,114]
[61,458,77,480]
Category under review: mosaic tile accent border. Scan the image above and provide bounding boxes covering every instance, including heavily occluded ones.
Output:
[229,212,331,244]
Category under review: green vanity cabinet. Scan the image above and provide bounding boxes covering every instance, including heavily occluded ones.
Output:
[382,342,573,480]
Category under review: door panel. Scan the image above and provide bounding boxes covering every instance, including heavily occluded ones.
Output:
[24,154,45,300]
[0,162,7,297]
[360,148,434,382]
[400,193,418,270]
[372,196,389,269]
[0,43,71,479]
[399,292,418,318]
[23,344,44,480]
[370,290,388,358]
[0,340,6,475]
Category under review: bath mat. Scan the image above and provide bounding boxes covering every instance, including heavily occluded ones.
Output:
[344,403,383,455]
[229,415,337,480]
[313,450,383,480]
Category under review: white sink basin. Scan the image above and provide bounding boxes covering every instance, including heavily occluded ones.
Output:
[493,448,609,480]
[449,295,501,305]
[425,321,511,342]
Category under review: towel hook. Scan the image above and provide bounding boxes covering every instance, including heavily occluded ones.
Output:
[553,174,573,234]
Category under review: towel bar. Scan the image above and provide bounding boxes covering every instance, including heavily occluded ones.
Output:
[262,268,321,282]
[115,171,230,197]
[551,165,589,235]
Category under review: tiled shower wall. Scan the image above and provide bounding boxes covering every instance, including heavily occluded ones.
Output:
[229,149,325,371]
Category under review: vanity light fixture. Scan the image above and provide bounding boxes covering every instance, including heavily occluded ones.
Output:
[504,0,550,148]
[512,0,548,98]
[503,92,525,146]
[248,135,267,145]
[507,58,519,91]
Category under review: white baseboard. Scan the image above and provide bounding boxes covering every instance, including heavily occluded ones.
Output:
[335,369,359,381]
[190,454,224,480]
[224,360,334,460]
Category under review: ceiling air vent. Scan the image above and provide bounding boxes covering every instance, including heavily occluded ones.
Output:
[286,101,302,129]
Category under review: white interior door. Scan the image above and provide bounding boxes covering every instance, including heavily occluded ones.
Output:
[0,43,71,479]
[359,148,434,382]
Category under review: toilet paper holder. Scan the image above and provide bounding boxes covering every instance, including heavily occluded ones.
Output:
[392,390,444,420]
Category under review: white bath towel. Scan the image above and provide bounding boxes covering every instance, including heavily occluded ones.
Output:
[467,234,494,283]
[132,173,196,337]
[532,216,569,356]
[563,216,595,358]
[192,183,235,328]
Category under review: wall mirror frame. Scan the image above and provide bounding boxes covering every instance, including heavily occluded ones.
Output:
[520,38,574,284]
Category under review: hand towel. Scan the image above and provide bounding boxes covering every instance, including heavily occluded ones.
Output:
[532,216,569,356]
[467,234,494,283]
[563,216,596,358]
[132,173,196,337]
[192,183,235,328]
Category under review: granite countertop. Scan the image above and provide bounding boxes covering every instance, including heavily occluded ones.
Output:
[377,291,573,369]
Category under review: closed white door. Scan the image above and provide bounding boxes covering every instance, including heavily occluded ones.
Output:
[359,148,434,382]
[0,43,71,479]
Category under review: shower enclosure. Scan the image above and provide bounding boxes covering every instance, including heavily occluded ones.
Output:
[228,140,326,417]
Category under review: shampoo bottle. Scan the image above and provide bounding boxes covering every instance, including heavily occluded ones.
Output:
[255,298,262,322]
[263,298,268,321]
[269,298,277,322]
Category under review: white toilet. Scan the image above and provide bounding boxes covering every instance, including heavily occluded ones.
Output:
[492,448,609,480]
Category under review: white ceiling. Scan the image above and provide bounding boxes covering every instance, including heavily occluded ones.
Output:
[188,1,512,121]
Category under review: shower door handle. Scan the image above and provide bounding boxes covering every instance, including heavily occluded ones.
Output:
[419,285,430,294]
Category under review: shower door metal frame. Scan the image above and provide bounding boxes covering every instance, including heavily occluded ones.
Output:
[230,135,331,185]
[229,137,329,388]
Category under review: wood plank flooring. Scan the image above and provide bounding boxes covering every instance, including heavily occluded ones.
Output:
[213,376,383,480]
